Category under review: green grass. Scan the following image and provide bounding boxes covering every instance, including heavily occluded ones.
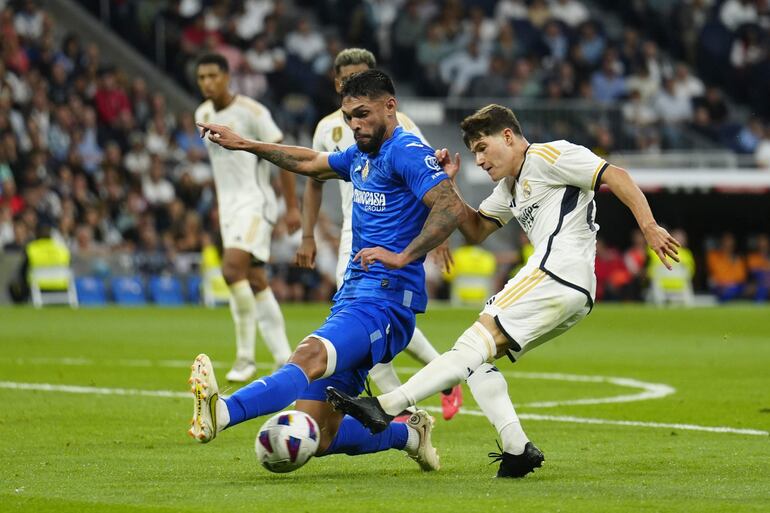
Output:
[1,304,769,512]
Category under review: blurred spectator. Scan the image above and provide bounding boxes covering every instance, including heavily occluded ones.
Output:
[595,239,633,301]
[707,233,747,301]
[440,38,490,97]
[747,234,770,301]
[624,229,648,300]
[495,0,528,24]
[285,18,325,64]
[577,22,606,68]
[719,0,758,31]
[591,53,626,103]
[142,157,175,207]
[94,68,131,127]
[549,0,590,28]
[755,126,770,167]
[735,117,765,154]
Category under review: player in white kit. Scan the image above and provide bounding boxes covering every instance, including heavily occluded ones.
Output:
[194,54,296,382]
[327,104,681,478]
[294,49,463,420]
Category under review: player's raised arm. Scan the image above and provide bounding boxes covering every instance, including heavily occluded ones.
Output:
[434,148,501,245]
[599,165,681,269]
[198,122,339,180]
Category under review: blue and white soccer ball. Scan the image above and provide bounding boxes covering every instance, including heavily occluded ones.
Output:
[255,410,320,473]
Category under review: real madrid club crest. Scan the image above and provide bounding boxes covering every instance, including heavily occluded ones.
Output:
[361,160,370,181]
[522,179,532,198]
[203,112,210,123]
[332,126,342,143]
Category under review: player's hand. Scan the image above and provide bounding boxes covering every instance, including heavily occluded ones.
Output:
[643,223,681,270]
[294,236,316,269]
[354,246,407,271]
[197,122,246,150]
[430,240,454,274]
[283,207,302,234]
[435,148,461,180]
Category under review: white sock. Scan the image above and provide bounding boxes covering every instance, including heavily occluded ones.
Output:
[404,327,440,364]
[467,363,529,455]
[216,397,230,432]
[369,362,402,394]
[254,287,292,365]
[379,323,494,416]
[228,280,257,361]
[404,425,420,454]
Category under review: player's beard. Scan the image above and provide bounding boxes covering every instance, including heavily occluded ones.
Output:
[355,124,386,154]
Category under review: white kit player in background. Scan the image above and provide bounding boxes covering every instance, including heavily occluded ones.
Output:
[194,53,299,382]
[294,48,464,420]
[326,104,681,478]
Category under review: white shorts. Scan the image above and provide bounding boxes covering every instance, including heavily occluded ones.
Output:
[219,208,272,263]
[482,264,591,361]
[335,225,353,289]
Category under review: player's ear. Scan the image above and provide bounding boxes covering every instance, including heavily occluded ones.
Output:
[385,96,397,113]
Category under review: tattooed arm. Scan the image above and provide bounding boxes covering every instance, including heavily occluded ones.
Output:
[198,122,339,180]
[355,179,466,271]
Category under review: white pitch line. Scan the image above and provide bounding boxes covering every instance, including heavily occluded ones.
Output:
[0,380,765,437]
[3,357,675,408]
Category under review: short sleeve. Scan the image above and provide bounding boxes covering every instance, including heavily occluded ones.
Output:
[391,138,448,200]
[327,144,357,181]
[252,106,283,144]
[477,179,514,227]
[546,143,608,192]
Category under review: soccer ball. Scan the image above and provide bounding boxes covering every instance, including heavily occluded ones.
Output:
[255,410,320,473]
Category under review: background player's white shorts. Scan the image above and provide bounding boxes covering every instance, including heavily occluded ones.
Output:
[220,208,272,262]
[483,264,591,361]
[335,225,353,289]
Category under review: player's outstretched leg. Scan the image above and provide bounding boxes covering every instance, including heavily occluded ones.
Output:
[188,354,229,443]
[368,362,415,422]
[326,387,395,434]
[321,412,439,471]
[467,363,544,477]
[406,327,463,421]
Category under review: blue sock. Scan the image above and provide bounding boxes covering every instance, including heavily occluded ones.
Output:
[224,363,309,427]
[321,415,409,456]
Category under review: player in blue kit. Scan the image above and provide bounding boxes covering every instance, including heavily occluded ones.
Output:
[189,70,466,471]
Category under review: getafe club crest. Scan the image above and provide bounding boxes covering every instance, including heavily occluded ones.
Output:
[332,126,342,143]
[522,179,532,198]
[362,160,370,180]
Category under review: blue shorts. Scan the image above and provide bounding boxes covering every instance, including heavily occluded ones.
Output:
[298,299,416,401]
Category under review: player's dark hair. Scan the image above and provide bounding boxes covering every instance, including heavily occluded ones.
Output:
[340,69,395,100]
[334,48,377,74]
[460,104,524,148]
[196,53,229,73]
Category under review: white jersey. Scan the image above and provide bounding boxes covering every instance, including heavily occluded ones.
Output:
[477,140,608,303]
[195,95,283,223]
[312,109,427,232]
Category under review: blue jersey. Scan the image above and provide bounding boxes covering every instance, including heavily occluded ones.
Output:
[327,126,449,312]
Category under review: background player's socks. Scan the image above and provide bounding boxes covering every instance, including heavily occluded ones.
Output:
[379,325,492,416]
[404,327,440,364]
[321,416,410,456]
[369,362,402,394]
[229,280,257,361]
[223,363,309,426]
[467,363,529,455]
[254,287,292,365]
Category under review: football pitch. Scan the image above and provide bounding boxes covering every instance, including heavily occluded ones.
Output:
[1,304,768,512]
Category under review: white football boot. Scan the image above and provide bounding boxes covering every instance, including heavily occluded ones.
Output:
[226,358,257,382]
[188,353,219,443]
[406,410,440,471]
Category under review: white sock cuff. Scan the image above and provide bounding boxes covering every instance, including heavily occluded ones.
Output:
[404,425,420,454]
[455,322,496,363]
[229,279,252,294]
[311,335,337,378]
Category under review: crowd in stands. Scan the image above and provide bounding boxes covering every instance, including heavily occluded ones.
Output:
[102,0,770,162]
[2,0,770,305]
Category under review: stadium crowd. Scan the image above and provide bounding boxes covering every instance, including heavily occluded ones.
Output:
[1,0,770,305]
[104,0,770,162]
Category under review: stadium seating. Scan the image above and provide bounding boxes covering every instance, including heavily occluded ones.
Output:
[74,276,108,306]
[149,275,184,306]
[111,276,147,306]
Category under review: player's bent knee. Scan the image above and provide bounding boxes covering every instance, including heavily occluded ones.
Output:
[453,322,497,363]
[221,263,247,285]
[289,337,329,380]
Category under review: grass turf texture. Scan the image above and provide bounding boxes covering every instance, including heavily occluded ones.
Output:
[1,304,768,512]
